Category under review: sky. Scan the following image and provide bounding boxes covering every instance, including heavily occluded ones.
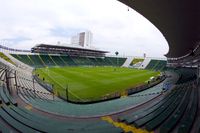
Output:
[0,0,169,57]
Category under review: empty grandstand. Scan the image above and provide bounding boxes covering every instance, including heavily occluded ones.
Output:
[31,44,109,57]
[11,54,127,68]
[0,0,199,133]
[0,42,198,133]
[10,44,127,68]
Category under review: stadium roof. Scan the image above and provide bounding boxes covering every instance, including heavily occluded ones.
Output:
[31,44,109,57]
[119,0,200,58]
[32,44,109,53]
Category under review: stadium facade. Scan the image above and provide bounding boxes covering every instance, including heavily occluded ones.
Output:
[31,43,108,57]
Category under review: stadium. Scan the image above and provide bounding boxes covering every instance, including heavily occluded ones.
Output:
[0,0,199,133]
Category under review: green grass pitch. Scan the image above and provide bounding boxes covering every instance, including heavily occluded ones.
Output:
[35,67,160,101]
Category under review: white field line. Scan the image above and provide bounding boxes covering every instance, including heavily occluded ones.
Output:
[42,69,83,101]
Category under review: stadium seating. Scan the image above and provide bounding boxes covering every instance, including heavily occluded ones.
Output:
[174,68,197,84]
[145,86,189,131]
[0,59,198,133]
[28,55,45,67]
[40,54,56,66]
[145,59,167,71]
[72,56,92,66]
[145,60,157,69]
[154,60,167,71]
[118,86,182,123]
[0,90,123,132]
[0,52,198,133]
[11,54,34,66]
[50,55,66,66]
[116,67,198,132]
[11,54,127,68]
[15,68,53,100]
[130,58,144,66]
[160,82,197,133]
[0,65,125,132]
[104,57,126,66]
[88,57,99,66]
[0,0,198,131]
[60,56,77,66]
[0,52,15,65]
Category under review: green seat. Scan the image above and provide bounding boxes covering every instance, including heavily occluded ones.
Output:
[0,107,36,133]
[10,105,123,133]
[120,88,180,124]
[177,87,198,133]
[50,55,66,66]
[4,87,17,106]
[145,87,191,131]
[61,56,77,66]
[2,105,49,132]
[0,87,9,105]
[159,87,193,133]
[133,88,186,128]
[0,122,14,133]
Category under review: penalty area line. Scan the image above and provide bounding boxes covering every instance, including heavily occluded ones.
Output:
[43,69,83,101]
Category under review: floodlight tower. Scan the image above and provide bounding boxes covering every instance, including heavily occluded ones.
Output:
[115,51,119,67]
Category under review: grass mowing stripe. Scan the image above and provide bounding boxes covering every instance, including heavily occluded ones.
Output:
[35,67,160,101]
[41,69,83,100]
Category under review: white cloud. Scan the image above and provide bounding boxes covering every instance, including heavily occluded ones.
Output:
[0,0,168,57]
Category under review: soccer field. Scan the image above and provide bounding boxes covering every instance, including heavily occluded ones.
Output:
[35,67,160,101]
